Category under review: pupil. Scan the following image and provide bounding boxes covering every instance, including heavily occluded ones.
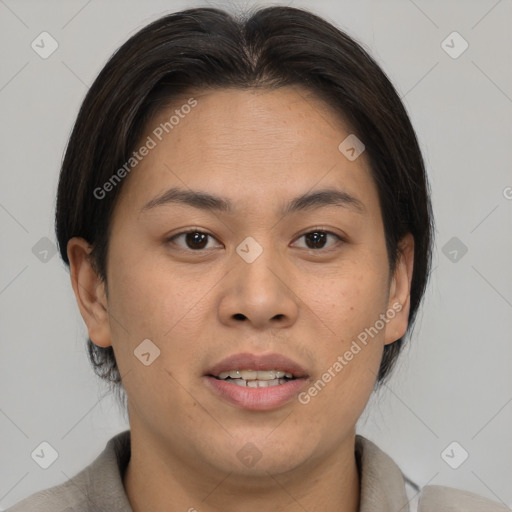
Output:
[187,232,207,249]
[306,232,326,249]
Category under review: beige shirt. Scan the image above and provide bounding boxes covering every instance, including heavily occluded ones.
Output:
[7,430,509,512]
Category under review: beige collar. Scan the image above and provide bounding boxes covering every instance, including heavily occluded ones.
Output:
[355,435,410,512]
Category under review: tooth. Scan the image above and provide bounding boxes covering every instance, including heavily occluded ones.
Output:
[218,371,230,379]
[284,372,293,379]
[250,380,275,388]
[231,379,247,387]
[240,370,258,380]
[229,370,241,379]
[275,371,285,378]
[256,370,276,380]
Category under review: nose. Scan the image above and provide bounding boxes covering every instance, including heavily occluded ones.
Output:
[218,240,300,330]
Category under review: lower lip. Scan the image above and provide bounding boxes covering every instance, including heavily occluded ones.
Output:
[204,376,307,411]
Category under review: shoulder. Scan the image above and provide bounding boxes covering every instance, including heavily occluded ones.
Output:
[6,482,82,512]
[418,485,510,512]
[6,430,132,512]
[356,435,509,512]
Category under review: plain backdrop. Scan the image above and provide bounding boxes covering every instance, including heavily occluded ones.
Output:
[1,0,511,509]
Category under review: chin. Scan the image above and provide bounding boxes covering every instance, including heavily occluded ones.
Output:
[207,434,318,478]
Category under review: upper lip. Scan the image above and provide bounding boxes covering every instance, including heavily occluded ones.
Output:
[207,352,308,378]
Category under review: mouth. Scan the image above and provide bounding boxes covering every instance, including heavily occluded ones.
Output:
[204,352,309,411]
[211,369,297,388]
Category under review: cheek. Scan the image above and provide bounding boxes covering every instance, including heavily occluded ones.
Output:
[301,279,386,424]
[303,262,389,392]
[107,243,182,328]
[106,248,215,371]
[108,265,158,336]
[314,263,390,340]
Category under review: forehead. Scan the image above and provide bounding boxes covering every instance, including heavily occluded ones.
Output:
[162,85,354,152]
[114,86,378,217]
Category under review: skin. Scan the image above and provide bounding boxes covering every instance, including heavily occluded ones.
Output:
[68,86,414,512]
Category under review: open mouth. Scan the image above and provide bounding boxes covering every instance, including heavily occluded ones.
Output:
[211,369,297,388]
[205,352,309,409]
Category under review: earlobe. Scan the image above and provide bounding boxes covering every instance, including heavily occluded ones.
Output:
[384,233,415,345]
[67,237,112,348]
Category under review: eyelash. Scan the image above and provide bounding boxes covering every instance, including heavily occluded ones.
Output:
[166,228,345,253]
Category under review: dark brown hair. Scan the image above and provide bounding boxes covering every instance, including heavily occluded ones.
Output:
[55,5,433,400]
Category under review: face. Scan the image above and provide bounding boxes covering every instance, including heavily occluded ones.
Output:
[69,86,413,479]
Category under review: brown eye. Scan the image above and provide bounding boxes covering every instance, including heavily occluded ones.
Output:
[168,230,221,251]
[294,230,343,251]
[304,231,327,249]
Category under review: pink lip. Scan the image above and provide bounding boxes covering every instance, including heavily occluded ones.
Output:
[205,377,307,411]
[204,352,309,411]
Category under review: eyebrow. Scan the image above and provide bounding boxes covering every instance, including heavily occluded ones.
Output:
[139,186,366,216]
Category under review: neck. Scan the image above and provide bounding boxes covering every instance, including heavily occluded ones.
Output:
[123,426,360,512]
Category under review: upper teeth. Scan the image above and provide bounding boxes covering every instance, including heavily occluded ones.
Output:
[217,370,293,380]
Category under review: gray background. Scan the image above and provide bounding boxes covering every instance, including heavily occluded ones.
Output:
[1,0,511,509]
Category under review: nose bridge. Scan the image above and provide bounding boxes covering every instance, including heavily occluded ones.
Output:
[235,232,282,291]
[222,231,298,327]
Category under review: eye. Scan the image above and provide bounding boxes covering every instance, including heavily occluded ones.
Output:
[167,228,344,252]
[292,229,344,251]
[167,230,222,251]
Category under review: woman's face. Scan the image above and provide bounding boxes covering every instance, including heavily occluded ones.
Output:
[70,86,413,477]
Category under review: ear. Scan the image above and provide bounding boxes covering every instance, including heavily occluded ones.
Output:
[67,237,112,348]
[384,233,414,345]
